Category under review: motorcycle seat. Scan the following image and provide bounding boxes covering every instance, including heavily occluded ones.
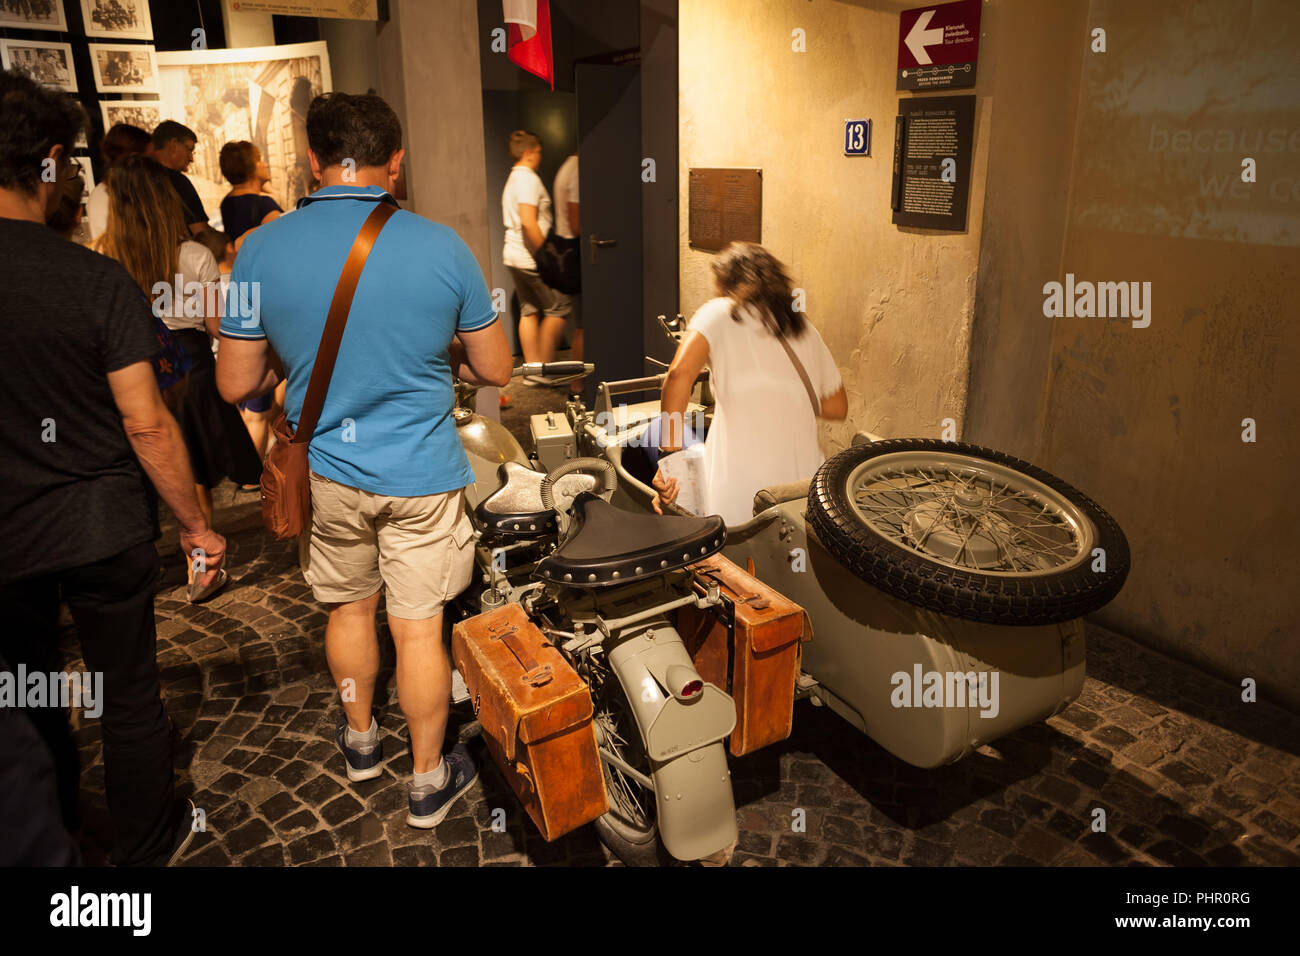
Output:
[475,460,598,537]
[534,491,726,588]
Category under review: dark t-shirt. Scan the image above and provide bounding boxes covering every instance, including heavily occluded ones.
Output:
[0,218,160,585]
[167,168,207,226]
[220,193,281,242]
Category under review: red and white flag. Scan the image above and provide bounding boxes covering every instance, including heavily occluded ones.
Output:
[503,0,554,89]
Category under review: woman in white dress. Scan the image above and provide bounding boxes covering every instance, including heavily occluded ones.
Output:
[654,242,847,525]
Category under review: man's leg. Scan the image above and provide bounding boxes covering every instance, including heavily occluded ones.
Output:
[539,313,567,364]
[517,310,541,363]
[0,573,79,831]
[65,540,174,866]
[304,472,384,739]
[387,613,449,774]
[325,591,382,733]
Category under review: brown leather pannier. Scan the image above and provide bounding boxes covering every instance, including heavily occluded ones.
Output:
[451,603,608,841]
[675,554,809,757]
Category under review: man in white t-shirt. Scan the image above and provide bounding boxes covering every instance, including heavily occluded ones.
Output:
[502,131,571,384]
[552,153,582,391]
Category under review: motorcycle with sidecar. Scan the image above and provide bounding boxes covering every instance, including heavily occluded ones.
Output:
[449,343,1129,865]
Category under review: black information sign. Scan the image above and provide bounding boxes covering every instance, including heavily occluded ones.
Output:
[688,168,762,251]
[890,95,975,231]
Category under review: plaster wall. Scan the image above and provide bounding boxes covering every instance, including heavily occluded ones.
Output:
[1037,0,1300,707]
[678,0,990,452]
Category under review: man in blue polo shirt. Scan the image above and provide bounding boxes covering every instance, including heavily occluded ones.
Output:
[217,92,511,829]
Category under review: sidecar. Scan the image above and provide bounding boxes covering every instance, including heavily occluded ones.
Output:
[566,377,1128,769]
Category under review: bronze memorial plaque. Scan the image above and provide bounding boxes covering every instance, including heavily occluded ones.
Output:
[688,168,762,251]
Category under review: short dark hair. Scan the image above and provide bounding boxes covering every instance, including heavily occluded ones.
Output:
[0,68,87,196]
[306,92,402,169]
[152,119,197,150]
[219,140,257,185]
[509,130,540,162]
[101,122,151,167]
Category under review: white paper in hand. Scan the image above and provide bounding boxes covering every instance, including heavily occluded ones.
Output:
[657,446,706,515]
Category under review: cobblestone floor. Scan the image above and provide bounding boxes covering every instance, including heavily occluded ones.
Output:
[55,381,1300,867]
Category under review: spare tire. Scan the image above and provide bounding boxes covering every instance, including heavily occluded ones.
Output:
[806,439,1129,626]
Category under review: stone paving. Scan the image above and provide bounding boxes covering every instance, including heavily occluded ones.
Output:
[55,381,1300,867]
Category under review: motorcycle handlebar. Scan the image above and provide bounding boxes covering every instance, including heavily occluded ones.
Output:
[512,361,593,378]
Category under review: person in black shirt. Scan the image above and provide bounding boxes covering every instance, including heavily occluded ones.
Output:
[0,70,226,866]
[218,139,282,245]
[151,119,208,236]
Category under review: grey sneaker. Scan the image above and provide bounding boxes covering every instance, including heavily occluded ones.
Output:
[335,713,383,783]
[406,744,477,829]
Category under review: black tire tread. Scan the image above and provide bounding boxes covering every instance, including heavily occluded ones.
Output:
[805,439,1130,626]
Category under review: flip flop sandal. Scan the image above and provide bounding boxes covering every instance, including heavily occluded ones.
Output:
[187,568,229,604]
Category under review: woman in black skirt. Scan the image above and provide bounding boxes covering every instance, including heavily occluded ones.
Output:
[95,155,261,597]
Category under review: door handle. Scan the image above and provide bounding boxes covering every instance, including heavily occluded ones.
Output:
[590,236,617,263]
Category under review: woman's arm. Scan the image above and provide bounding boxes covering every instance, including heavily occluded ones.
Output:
[659,330,710,452]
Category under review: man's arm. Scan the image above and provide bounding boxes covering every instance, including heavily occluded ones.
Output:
[567,202,580,235]
[216,335,278,404]
[819,386,848,420]
[518,203,545,255]
[107,361,225,581]
[450,321,512,387]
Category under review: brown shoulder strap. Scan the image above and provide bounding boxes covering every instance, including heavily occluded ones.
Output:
[293,201,398,444]
[776,332,821,418]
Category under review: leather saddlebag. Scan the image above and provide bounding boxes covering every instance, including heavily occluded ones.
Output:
[451,603,608,841]
[675,554,809,757]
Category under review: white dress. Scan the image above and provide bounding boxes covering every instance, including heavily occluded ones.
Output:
[688,297,843,526]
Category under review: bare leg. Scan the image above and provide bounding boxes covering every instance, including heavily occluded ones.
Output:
[325,591,382,733]
[388,612,449,774]
[539,314,568,364]
[518,311,541,363]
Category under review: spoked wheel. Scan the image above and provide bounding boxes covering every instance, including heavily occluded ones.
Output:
[583,652,673,866]
[807,439,1130,625]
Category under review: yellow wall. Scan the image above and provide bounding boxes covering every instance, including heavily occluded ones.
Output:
[679,0,990,450]
[1039,0,1300,705]
[679,0,1300,707]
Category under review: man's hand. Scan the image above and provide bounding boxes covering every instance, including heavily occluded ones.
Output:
[180,527,227,589]
[651,468,679,515]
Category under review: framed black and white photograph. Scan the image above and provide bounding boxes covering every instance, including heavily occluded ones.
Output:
[0,0,68,32]
[71,154,94,200]
[0,39,78,93]
[98,99,161,133]
[79,0,152,40]
[88,42,159,94]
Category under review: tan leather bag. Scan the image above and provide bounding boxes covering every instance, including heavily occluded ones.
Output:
[451,603,609,841]
[260,202,397,540]
[676,553,810,756]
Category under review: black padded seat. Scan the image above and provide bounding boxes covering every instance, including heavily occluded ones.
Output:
[534,492,726,588]
[475,461,597,537]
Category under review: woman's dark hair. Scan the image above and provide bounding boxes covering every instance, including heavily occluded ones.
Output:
[306,92,402,169]
[101,123,151,167]
[96,154,187,298]
[711,242,807,338]
[219,140,258,185]
[0,69,87,196]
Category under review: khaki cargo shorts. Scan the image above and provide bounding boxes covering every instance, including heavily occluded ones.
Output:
[303,471,476,619]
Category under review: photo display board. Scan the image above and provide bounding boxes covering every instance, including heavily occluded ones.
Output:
[890,94,975,231]
[688,167,762,252]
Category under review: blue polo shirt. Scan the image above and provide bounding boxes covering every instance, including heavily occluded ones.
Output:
[221,186,497,497]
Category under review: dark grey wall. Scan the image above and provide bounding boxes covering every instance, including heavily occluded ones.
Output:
[640,0,678,370]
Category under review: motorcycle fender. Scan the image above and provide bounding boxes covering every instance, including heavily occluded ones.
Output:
[653,742,738,862]
[606,625,739,861]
